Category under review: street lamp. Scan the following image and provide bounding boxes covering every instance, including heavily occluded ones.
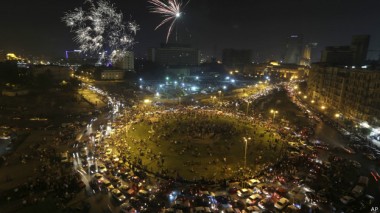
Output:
[178,96,182,105]
[246,100,252,115]
[270,109,279,122]
[143,99,151,104]
[210,96,216,104]
[243,137,251,170]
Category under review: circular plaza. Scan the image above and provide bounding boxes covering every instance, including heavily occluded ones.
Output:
[113,108,286,182]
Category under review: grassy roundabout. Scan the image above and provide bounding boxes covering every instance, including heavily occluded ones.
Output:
[117,109,285,182]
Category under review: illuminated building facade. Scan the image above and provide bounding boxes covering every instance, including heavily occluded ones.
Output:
[100,70,125,80]
[307,64,380,124]
[300,43,317,67]
[300,45,311,66]
[243,62,309,80]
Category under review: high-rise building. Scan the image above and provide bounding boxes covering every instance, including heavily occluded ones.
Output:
[222,49,252,67]
[148,43,200,66]
[320,35,370,66]
[115,51,134,71]
[284,34,304,64]
[351,35,370,66]
[321,46,354,66]
[300,45,311,66]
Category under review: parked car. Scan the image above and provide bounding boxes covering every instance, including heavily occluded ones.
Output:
[237,188,252,198]
[102,179,114,191]
[340,195,355,205]
[111,189,126,202]
[351,185,364,198]
[274,197,289,210]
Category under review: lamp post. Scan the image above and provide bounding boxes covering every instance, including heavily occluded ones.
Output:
[243,137,251,170]
[246,100,252,115]
[270,109,278,122]
[143,99,151,111]
[210,96,216,104]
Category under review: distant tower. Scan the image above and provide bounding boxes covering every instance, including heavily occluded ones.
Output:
[300,43,317,66]
[284,34,304,65]
[115,51,134,71]
[351,35,370,66]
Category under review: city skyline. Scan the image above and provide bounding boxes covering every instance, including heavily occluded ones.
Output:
[1,0,380,62]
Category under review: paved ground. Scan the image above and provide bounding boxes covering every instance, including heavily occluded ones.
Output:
[0,85,107,213]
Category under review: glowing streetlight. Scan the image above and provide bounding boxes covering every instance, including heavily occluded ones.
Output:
[270,109,279,122]
[321,105,326,110]
[210,96,216,104]
[335,113,341,118]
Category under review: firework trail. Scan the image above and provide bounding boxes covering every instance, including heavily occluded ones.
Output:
[63,0,138,64]
[148,0,189,43]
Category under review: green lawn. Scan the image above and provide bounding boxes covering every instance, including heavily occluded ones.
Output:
[115,112,284,181]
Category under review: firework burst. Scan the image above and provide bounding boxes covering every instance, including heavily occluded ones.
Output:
[63,0,138,64]
[148,0,189,43]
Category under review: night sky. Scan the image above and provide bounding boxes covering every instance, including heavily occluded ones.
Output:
[1,0,380,62]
